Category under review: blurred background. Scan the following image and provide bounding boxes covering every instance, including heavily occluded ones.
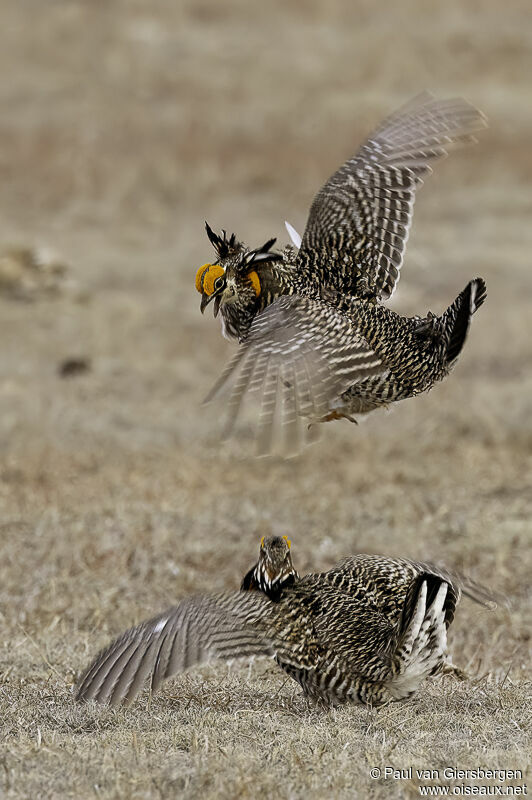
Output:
[1,1,530,797]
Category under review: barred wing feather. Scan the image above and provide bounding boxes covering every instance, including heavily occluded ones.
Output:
[297,93,487,301]
[76,592,275,707]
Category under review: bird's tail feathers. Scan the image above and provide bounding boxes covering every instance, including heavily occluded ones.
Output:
[441,277,487,365]
[413,560,502,611]
[388,577,451,698]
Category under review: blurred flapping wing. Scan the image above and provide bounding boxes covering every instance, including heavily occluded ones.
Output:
[204,295,384,455]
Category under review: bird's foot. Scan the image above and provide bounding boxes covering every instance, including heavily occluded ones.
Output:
[441,663,470,681]
[415,310,440,339]
[318,410,358,424]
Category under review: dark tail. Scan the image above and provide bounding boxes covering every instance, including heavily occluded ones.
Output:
[389,578,452,695]
[442,277,487,365]
[398,573,458,635]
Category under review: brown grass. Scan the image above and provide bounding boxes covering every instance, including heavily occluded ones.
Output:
[0,1,531,798]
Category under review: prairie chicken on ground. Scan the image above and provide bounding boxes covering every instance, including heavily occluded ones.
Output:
[76,536,496,708]
[195,93,487,454]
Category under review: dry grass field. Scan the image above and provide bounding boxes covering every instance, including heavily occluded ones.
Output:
[0,1,531,798]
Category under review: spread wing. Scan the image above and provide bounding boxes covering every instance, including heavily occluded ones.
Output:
[297,93,487,301]
[76,591,274,707]
[204,295,384,455]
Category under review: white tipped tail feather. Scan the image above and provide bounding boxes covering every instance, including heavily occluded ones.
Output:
[389,580,450,699]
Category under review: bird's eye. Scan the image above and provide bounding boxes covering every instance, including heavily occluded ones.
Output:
[214,275,225,291]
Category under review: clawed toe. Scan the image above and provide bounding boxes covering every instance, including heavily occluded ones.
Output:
[441,663,470,681]
[319,411,358,424]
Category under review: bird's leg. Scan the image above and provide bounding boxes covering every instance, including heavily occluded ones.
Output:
[414,310,440,339]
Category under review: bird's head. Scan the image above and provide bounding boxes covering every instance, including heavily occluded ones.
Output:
[195,223,283,328]
[241,535,298,602]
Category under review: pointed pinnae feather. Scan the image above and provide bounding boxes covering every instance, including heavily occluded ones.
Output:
[259,237,277,253]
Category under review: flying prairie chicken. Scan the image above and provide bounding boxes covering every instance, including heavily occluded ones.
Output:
[195,93,487,454]
[76,536,496,708]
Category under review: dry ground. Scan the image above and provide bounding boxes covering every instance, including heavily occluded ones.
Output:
[0,1,531,798]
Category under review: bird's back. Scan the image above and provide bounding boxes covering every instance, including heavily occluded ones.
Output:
[313,553,420,617]
[263,573,399,703]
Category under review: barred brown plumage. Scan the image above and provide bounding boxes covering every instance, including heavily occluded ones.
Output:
[75,537,497,708]
[195,93,488,454]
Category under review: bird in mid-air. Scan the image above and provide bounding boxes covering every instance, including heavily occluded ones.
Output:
[194,93,487,454]
[76,536,496,708]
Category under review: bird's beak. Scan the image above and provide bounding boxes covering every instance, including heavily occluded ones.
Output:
[200,292,222,316]
[200,293,213,314]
